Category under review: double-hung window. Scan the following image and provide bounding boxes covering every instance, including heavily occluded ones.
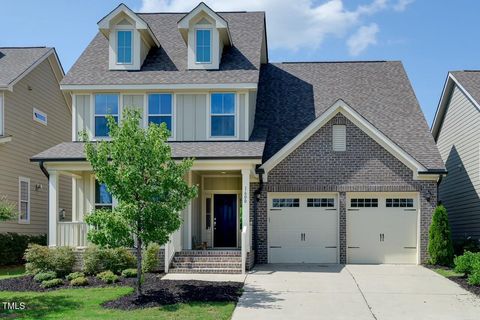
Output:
[195,29,211,63]
[148,94,173,134]
[94,94,119,137]
[18,177,30,223]
[117,30,132,64]
[210,93,235,137]
[95,181,113,211]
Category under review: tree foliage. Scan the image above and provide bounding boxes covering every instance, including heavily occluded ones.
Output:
[428,204,454,266]
[82,109,197,295]
[0,195,17,221]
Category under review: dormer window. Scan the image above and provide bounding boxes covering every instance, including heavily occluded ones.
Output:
[117,30,132,64]
[195,29,211,63]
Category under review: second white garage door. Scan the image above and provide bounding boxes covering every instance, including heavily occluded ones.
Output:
[268,193,338,263]
[347,192,419,264]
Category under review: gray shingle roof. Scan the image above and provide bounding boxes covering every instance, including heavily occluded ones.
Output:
[251,61,445,170]
[31,141,265,161]
[61,12,265,85]
[451,71,480,105]
[0,47,52,87]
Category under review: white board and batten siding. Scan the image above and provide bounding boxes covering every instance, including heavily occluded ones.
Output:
[437,85,480,240]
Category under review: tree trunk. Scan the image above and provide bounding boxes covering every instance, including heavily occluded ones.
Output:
[135,236,143,297]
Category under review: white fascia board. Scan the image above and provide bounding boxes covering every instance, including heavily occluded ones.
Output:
[60,83,258,91]
[431,73,480,140]
[178,2,228,29]
[260,99,427,175]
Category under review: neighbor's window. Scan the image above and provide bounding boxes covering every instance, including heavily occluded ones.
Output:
[272,198,300,208]
[95,181,113,210]
[94,94,119,137]
[350,198,378,208]
[196,29,211,63]
[307,198,335,208]
[333,125,346,151]
[33,108,47,125]
[386,198,414,208]
[210,93,235,137]
[18,177,30,223]
[117,30,132,64]
[148,94,173,134]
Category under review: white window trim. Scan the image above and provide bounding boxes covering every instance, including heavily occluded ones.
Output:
[116,29,133,65]
[93,93,120,139]
[207,92,239,140]
[147,93,175,140]
[18,177,30,224]
[33,107,48,126]
[195,27,213,64]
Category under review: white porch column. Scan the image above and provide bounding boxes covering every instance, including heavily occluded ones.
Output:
[186,171,193,250]
[241,169,250,253]
[48,171,59,247]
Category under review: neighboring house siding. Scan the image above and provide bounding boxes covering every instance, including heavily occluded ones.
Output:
[0,58,71,234]
[253,114,437,264]
[437,85,480,240]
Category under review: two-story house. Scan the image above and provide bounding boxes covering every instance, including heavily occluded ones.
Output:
[32,3,445,274]
[432,71,480,243]
[0,47,71,235]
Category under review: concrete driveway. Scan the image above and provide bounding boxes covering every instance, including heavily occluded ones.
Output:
[232,264,480,320]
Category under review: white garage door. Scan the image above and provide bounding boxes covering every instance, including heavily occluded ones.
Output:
[268,193,338,263]
[347,192,418,264]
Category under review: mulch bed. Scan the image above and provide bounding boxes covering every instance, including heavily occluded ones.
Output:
[447,276,480,297]
[0,274,140,292]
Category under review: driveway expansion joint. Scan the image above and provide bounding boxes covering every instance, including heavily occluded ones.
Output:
[346,266,378,320]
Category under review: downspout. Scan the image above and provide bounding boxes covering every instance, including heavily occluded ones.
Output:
[253,166,264,263]
[38,161,50,245]
[436,174,443,205]
[39,160,49,179]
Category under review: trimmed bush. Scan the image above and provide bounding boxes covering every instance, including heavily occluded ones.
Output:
[97,271,119,284]
[66,272,85,281]
[34,271,57,282]
[70,276,89,286]
[41,278,64,288]
[454,251,480,275]
[24,244,75,276]
[143,242,161,273]
[83,246,136,275]
[428,205,454,266]
[121,268,137,278]
[468,259,480,285]
[0,233,46,266]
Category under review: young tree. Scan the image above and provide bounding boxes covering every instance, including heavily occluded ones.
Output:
[0,195,17,221]
[82,109,197,296]
[428,204,454,266]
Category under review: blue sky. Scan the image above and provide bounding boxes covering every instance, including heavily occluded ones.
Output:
[1,0,478,125]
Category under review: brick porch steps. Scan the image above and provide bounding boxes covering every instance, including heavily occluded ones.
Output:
[169,250,242,274]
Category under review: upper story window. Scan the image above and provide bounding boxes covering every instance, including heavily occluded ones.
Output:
[95,94,119,137]
[210,93,235,137]
[95,180,113,210]
[117,30,132,64]
[148,94,173,134]
[195,29,211,63]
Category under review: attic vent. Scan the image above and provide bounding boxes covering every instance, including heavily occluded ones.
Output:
[117,18,132,26]
[332,125,346,151]
[196,17,211,25]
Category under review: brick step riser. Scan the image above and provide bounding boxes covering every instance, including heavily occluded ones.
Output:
[172,262,242,269]
[175,251,241,257]
[169,268,242,274]
[173,257,241,262]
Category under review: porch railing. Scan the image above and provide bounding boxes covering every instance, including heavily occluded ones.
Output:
[57,222,89,248]
[164,228,181,273]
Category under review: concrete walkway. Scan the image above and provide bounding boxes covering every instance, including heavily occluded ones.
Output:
[232,264,480,320]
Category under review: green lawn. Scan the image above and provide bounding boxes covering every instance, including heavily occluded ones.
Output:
[433,268,464,278]
[0,287,235,319]
[0,265,25,279]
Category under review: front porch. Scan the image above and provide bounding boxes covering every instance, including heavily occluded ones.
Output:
[46,163,257,274]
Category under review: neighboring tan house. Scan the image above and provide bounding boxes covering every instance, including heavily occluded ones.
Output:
[432,71,480,242]
[0,47,72,235]
[32,3,445,273]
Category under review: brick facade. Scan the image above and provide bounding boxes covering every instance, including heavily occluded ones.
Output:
[251,114,437,264]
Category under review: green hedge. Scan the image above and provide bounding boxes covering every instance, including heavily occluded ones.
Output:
[0,233,46,266]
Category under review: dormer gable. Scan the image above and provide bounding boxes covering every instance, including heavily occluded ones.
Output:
[178,2,232,70]
[97,3,159,71]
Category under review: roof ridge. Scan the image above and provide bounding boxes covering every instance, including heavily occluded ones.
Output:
[276,60,390,64]
[137,10,261,14]
[0,46,48,49]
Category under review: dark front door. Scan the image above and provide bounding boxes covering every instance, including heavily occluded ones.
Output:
[214,194,237,247]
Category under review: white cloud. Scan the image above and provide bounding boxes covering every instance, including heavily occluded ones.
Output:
[393,0,415,12]
[139,0,387,51]
[346,23,379,56]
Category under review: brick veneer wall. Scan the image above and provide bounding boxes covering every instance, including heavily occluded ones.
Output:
[252,114,437,264]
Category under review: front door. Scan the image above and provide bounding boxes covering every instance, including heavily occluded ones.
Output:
[213,194,237,247]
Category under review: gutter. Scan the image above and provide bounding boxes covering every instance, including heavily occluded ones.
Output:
[39,160,49,179]
[253,165,265,263]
